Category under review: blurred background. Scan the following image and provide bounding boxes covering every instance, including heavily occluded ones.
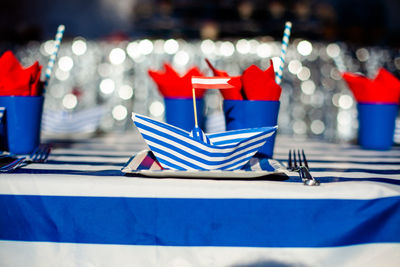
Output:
[2,0,400,45]
[1,0,400,143]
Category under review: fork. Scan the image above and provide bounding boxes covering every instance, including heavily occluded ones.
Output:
[288,149,320,186]
[0,144,51,172]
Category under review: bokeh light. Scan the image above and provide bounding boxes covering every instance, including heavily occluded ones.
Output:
[72,38,87,55]
[55,69,70,81]
[311,120,325,135]
[109,48,126,65]
[326,43,340,58]
[297,67,311,81]
[301,80,316,95]
[99,79,115,95]
[219,41,235,57]
[62,94,78,109]
[293,121,307,135]
[200,39,216,54]
[256,43,272,58]
[356,48,369,62]
[297,40,313,56]
[118,85,133,100]
[338,95,353,109]
[112,105,128,121]
[149,101,165,117]
[288,60,302,74]
[58,56,73,72]
[173,50,190,66]
[236,39,250,54]
[164,39,179,54]
[42,40,54,55]
[127,42,141,59]
[138,39,153,55]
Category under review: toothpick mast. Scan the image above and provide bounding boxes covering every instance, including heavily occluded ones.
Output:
[192,87,198,127]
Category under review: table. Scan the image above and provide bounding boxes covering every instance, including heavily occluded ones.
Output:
[1,133,400,267]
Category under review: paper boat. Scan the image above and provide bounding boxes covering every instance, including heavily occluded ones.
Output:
[131,113,277,171]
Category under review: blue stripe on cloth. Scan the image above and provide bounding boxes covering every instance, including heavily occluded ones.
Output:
[9,168,123,176]
[308,168,400,175]
[286,176,400,185]
[44,160,125,166]
[8,168,400,184]
[0,195,399,247]
[305,160,400,165]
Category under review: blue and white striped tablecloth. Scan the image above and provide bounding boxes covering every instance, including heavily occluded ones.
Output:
[0,133,399,267]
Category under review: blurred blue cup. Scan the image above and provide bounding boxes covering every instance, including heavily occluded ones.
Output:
[223,100,280,158]
[0,96,44,154]
[357,103,398,150]
[164,98,204,132]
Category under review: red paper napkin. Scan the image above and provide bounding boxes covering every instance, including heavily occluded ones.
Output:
[0,51,42,96]
[148,63,206,98]
[205,59,243,100]
[241,60,282,101]
[342,68,400,104]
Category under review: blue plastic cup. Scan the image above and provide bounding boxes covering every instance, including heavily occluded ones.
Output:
[0,96,44,154]
[223,100,280,158]
[357,103,398,150]
[164,98,204,132]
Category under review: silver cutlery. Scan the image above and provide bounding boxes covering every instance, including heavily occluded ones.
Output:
[288,149,320,186]
[0,144,51,173]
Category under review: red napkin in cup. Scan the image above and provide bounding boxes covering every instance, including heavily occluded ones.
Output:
[342,68,400,104]
[0,51,42,96]
[148,63,206,98]
[241,60,282,101]
[205,59,243,100]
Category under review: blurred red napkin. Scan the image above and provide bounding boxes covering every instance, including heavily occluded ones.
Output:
[342,68,400,104]
[148,63,206,98]
[241,60,282,101]
[205,59,243,100]
[0,51,42,96]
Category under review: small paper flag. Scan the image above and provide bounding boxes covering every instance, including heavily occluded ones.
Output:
[191,76,236,89]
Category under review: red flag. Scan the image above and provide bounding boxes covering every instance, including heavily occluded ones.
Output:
[191,76,236,89]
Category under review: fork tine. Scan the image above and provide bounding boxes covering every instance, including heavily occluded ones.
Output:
[35,145,43,162]
[40,146,49,162]
[32,146,42,162]
[43,144,51,162]
[30,146,39,160]
[293,149,298,169]
[288,149,293,170]
[302,149,309,169]
[37,144,51,163]
[297,150,302,167]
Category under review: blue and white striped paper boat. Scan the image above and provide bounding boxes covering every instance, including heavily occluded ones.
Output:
[132,113,277,171]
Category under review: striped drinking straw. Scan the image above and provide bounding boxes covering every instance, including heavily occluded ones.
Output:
[43,24,65,91]
[275,21,292,85]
